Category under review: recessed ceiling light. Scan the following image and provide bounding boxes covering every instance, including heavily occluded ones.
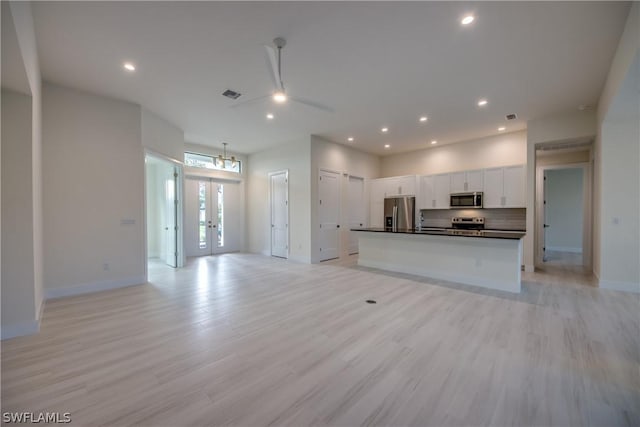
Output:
[419,116,428,122]
[273,91,287,103]
[498,126,506,131]
[381,127,389,133]
[477,99,488,107]
[431,140,438,145]
[347,137,354,142]
[461,15,475,25]
[384,144,390,149]
[123,62,136,71]
[266,113,274,119]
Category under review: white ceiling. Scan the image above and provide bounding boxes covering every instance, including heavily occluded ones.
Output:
[31,1,629,155]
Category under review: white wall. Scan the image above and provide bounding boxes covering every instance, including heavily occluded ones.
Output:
[1,89,38,338]
[142,108,185,162]
[145,163,161,258]
[310,136,381,262]
[594,3,639,292]
[1,2,44,339]
[42,83,145,296]
[545,168,583,252]
[247,138,311,262]
[381,131,526,177]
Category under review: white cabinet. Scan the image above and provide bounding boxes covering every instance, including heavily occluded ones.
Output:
[450,170,483,193]
[503,165,525,207]
[369,179,385,227]
[419,173,450,209]
[418,175,434,209]
[383,175,416,197]
[482,165,525,208]
[483,167,504,208]
[466,170,484,192]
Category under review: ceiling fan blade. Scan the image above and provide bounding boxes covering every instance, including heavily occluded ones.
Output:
[228,94,270,109]
[264,45,283,91]
[290,96,335,113]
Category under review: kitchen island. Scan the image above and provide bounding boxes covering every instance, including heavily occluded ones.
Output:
[352,228,525,293]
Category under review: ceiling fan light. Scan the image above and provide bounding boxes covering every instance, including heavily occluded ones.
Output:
[273,92,287,103]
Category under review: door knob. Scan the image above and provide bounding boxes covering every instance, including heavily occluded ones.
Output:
[337,225,340,228]
[544,224,550,228]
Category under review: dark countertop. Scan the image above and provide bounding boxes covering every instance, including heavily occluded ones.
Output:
[351,227,526,240]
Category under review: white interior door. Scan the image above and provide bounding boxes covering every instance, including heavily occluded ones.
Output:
[348,176,366,255]
[270,171,289,258]
[319,169,340,261]
[543,170,549,262]
[164,167,178,267]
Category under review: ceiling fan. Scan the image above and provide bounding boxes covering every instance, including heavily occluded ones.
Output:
[230,37,334,113]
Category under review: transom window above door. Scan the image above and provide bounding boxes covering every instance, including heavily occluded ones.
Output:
[184,152,241,173]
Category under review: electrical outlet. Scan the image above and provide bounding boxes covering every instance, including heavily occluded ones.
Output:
[612,217,620,225]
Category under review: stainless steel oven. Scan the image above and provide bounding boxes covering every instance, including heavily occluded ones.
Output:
[450,192,483,208]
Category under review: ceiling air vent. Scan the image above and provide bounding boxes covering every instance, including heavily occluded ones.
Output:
[506,113,517,120]
[222,89,242,99]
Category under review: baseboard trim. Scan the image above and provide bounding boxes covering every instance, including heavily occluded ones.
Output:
[1,320,40,340]
[37,297,45,321]
[547,246,582,253]
[45,275,146,300]
[524,264,534,273]
[598,278,640,293]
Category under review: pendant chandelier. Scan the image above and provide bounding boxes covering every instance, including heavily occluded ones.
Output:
[217,143,237,169]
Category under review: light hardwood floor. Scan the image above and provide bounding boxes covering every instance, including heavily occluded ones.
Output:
[2,253,639,426]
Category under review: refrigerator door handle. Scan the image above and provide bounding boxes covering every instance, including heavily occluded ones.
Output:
[393,205,398,229]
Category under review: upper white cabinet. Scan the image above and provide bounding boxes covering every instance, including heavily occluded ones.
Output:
[450,170,483,193]
[384,175,416,197]
[483,165,525,208]
[503,165,526,207]
[369,179,385,227]
[419,173,450,209]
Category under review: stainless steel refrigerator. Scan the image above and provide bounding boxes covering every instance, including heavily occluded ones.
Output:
[384,196,415,230]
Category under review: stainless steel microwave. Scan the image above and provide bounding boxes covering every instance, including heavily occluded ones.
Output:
[450,192,483,208]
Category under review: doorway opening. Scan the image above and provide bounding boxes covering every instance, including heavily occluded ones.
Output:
[145,154,184,271]
[535,140,592,271]
[185,177,241,257]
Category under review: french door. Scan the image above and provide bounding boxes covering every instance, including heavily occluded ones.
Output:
[186,178,241,256]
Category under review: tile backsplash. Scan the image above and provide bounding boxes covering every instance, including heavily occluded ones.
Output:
[420,208,526,231]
